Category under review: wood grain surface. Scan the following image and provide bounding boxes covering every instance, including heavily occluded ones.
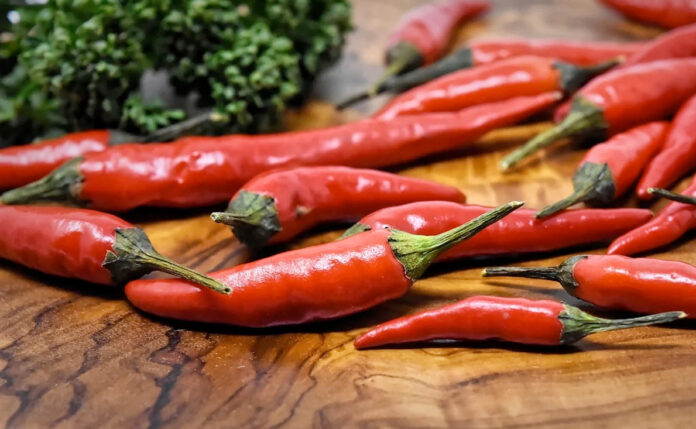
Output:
[2,1,695,428]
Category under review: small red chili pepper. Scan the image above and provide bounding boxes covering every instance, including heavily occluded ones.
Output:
[484,254,696,317]
[600,0,696,29]
[636,94,696,199]
[342,202,653,260]
[0,204,229,293]
[608,177,696,255]
[354,295,683,349]
[125,202,522,327]
[210,166,465,248]
[0,93,559,212]
[374,56,618,120]
[536,122,669,218]
[501,58,696,170]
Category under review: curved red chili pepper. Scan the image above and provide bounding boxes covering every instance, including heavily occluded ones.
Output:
[126,202,522,327]
[536,122,669,218]
[0,204,228,292]
[210,166,465,248]
[600,0,696,29]
[636,94,696,199]
[342,202,653,260]
[0,93,559,212]
[354,295,683,349]
[484,254,696,317]
[502,58,696,170]
[375,56,617,120]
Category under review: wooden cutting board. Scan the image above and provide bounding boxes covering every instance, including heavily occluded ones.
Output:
[2,1,694,428]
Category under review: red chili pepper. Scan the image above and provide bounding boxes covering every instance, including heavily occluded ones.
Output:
[0,204,228,293]
[636,94,696,199]
[600,0,696,29]
[483,254,696,317]
[608,176,696,255]
[374,56,617,120]
[502,58,696,170]
[354,295,683,349]
[342,202,653,260]
[536,122,669,218]
[125,202,521,327]
[0,93,559,212]
[210,166,465,248]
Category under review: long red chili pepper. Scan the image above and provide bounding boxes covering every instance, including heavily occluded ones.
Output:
[600,0,696,29]
[342,202,653,260]
[0,93,559,212]
[210,166,465,248]
[125,202,522,327]
[0,204,228,293]
[608,176,696,255]
[374,56,617,120]
[483,254,696,317]
[635,94,696,199]
[354,295,683,349]
[501,58,696,170]
[536,122,669,218]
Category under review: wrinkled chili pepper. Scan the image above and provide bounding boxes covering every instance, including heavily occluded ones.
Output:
[339,39,642,108]
[374,56,617,120]
[210,166,465,248]
[484,254,696,317]
[125,202,522,327]
[608,177,696,255]
[636,94,696,199]
[0,204,229,293]
[536,122,669,218]
[600,0,696,29]
[501,58,696,170]
[0,93,559,212]
[354,295,683,349]
[342,202,653,260]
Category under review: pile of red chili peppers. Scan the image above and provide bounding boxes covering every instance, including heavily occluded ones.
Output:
[4,0,696,353]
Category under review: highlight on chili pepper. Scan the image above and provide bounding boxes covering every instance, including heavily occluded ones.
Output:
[483,254,696,318]
[0,204,230,294]
[125,201,523,327]
[210,166,465,248]
[354,295,685,349]
[599,0,696,29]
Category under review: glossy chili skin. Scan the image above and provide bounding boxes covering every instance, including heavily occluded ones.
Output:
[609,176,696,255]
[68,93,557,212]
[600,0,696,28]
[0,204,127,284]
[0,130,110,190]
[624,23,696,66]
[229,166,465,245]
[125,229,411,327]
[387,1,489,65]
[350,202,652,260]
[354,296,565,348]
[574,255,696,316]
[636,94,696,199]
[375,56,575,120]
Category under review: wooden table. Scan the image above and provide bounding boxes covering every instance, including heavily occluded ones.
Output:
[2,1,694,428]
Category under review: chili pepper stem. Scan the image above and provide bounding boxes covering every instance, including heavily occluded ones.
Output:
[500,97,607,171]
[210,190,281,248]
[342,222,371,238]
[482,255,587,293]
[103,227,231,294]
[336,92,372,110]
[648,187,696,205]
[559,305,685,344]
[145,110,224,142]
[536,162,615,218]
[391,201,524,279]
[0,157,83,205]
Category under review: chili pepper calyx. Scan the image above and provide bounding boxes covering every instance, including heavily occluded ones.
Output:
[648,187,696,205]
[341,222,372,239]
[390,201,524,280]
[559,305,685,344]
[536,162,615,218]
[500,96,607,171]
[211,190,281,248]
[0,157,85,206]
[103,227,231,294]
[482,255,586,294]
[554,59,621,94]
